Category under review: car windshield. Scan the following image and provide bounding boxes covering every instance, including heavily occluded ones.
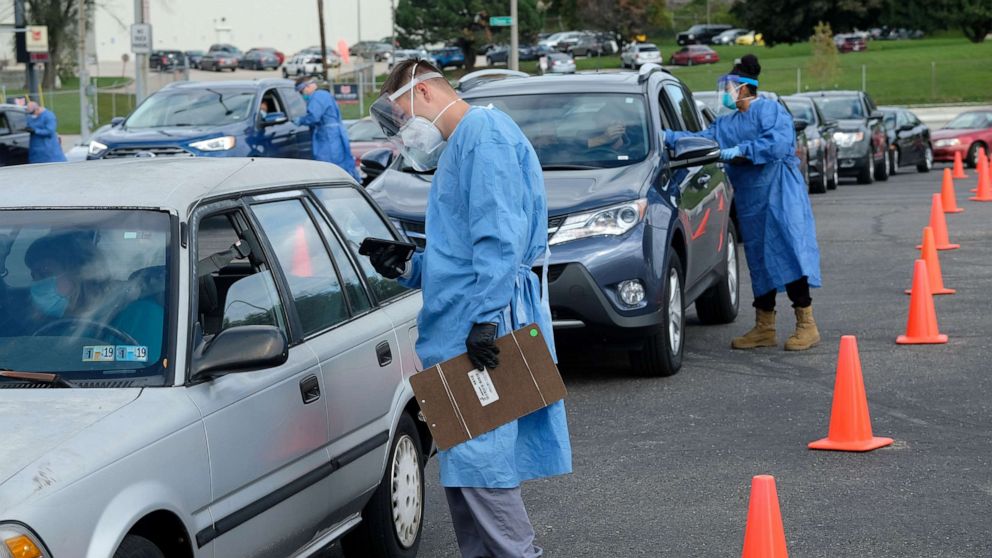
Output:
[349,119,387,141]
[0,210,172,385]
[784,100,816,123]
[468,93,651,169]
[126,88,256,128]
[944,112,992,129]
[813,96,864,120]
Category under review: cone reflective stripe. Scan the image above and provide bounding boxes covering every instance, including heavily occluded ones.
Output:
[897,259,948,345]
[971,153,992,201]
[907,227,954,296]
[741,475,788,558]
[809,336,894,452]
[952,151,967,179]
[917,194,959,250]
[940,168,963,213]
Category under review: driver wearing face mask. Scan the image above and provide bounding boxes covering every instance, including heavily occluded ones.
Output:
[24,232,100,321]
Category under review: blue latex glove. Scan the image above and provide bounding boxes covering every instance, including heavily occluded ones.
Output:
[660,129,671,147]
[720,146,742,161]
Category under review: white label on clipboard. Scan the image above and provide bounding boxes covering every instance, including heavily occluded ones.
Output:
[468,368,499,407]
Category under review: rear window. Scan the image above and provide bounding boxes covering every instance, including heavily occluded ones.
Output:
[812,96,865,120]
[784,99,816,123]
[639,45,659,52]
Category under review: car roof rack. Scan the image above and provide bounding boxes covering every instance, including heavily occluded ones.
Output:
[637,63,668,84]
[457,69,529,92]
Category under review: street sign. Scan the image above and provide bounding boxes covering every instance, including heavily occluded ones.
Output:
[26,25,48,53]
[333,84,359,104]
[490,16,513,27]
[130,23,153,54]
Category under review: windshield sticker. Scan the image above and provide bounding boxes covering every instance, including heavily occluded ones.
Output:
[625,97,634,104]
[618,155,629,160]
[122,231,150,240]
[83,345,116,362]
[115,345,149,362]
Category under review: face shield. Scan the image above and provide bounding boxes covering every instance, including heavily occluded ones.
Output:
[370,63,453,171]
[716,74,758,112]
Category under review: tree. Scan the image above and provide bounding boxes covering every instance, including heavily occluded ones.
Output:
[807,22,840,89]
[576,0,669,41]
[27,0,82,90]
[953,0,992,43]
[731,0,885,45]
[395,0,541,71]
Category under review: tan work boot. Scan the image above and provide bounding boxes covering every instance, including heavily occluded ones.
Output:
[784,306,821,351]
[731,309,777,349]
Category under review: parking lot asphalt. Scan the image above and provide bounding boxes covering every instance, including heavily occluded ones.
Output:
[327,164,992,557]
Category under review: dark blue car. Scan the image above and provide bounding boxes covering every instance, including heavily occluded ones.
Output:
[430,47,466,70]
[88,79,313,160]
[363,67,740,376]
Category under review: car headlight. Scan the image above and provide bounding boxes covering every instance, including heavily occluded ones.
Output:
[934,138,960,147]
[0,523,50,558]
[833,131,865,148]
[88,139,108,157]
[549,199,647,246]
[189,136,237,151]
[807,137,822,151]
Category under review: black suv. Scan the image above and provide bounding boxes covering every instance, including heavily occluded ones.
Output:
[0,104,30,167]
[801,90,888,184]
[362,67,740,376]
[677,24,733,45]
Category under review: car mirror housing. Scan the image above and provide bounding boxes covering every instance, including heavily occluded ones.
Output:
[869,110,884,121]
[794,119,809,132]
[191,325,288,382]
[361,147,395,180]
[261,111,289,126]
[668,136,721,169]
[111,116,125,127]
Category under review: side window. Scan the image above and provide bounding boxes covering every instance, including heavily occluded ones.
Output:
[281,88,307,119]
[252,200,349,336]
[659,84,689,131]
[304,198,373,314]
[674,85,702,132]
[0,113,9,135]
[260,88,284,116]
[312,187,410,301]
[7,111,25,131]
[195,211,287,338]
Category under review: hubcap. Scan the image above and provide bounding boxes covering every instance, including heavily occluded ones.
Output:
[727,233,738,308]
[668,269,683,353]
[893,150,899,172]
[925,147,933,169]
[390,435,422,549]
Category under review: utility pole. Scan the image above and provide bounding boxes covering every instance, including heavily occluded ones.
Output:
[317,0,329,80]
[390,0,396,46]
[78,0,90,141]
[510,0,519,71]
[357,0,362,43]
[133,0,147,104]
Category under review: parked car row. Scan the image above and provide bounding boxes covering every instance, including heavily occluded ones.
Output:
[538,31,619,56]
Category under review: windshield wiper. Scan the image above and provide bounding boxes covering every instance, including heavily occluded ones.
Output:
[541,164,600,170]
[205,88,234,116]
[0,370,78,388]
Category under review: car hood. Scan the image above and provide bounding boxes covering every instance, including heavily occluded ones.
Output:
[97,125,238,144]
[366,162,653,222]
[834,118,868,130]
[0,390,141,486]
[932,128,983,140]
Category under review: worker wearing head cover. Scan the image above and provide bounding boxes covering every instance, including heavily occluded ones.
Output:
[293,77,359,181]
[662,54,821,351]
[369,60,571,557]
[24,101,67,164]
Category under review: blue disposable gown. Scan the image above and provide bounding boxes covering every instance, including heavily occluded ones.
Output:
[666,97,821,296]
[26,110,67,163]
[295,89,359,180]
[399,106,572,488]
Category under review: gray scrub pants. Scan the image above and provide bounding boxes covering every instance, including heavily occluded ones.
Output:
[444,487,543,558]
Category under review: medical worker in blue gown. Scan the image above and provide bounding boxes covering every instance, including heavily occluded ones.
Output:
[369,60,572,557]
[25,101,67,163]
[665,54,822,351]
[293,77,360,181]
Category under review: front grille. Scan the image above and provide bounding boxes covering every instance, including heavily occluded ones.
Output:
[399,217,564,248]
[104,146,195,159]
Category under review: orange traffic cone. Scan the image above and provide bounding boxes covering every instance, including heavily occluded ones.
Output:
[291,225,313,277]
[741,475,789,558]
[809,336,894,452]
[897,259,948,345]
[952,151,967,179]
[907,227,955,296]
[971,154,992,201]
[917,194,959,250]
[971,149,987,193]
[940,168,963,214]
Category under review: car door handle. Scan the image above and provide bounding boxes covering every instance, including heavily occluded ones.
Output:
[376,341,392,367]
[300,375,321,404]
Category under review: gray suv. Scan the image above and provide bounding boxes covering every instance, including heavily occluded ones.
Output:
[0,158,428,558]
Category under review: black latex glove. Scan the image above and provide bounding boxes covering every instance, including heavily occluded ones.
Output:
[466,323,500,370]
[24,127,34,133]
[369,248,407,279]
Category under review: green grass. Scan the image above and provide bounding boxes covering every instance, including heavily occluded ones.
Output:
[7,77,136,136]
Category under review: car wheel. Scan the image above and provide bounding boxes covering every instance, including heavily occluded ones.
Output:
[875,150,889,181]
[917,145,933,173]
[966,142,985,168]
[695,221,740,325]
[857,156,875,184]
[282,68,288,78]
[810,156,828,194]
[341,413,424,558]
[889,147,899,175]
[630,251,685,377]
[687,59,694,66]
[114,535,165,558]
[827,162,839,190]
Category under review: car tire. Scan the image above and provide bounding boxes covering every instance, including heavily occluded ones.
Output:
[810,156,828,194]
[340,413,424,558]
[282,69,288,78]
[917,145,933,173]
[875,151,889,181]
[695,222,740,325]
[966,142,985,168]
[630,251,685,377]
[857,156,875,184]
[687,59,694,66]
[114,535,165,558]
[889,147,899,175]
[827,162,839,190]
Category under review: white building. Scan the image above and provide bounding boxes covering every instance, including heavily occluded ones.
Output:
[93,0,395,62]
